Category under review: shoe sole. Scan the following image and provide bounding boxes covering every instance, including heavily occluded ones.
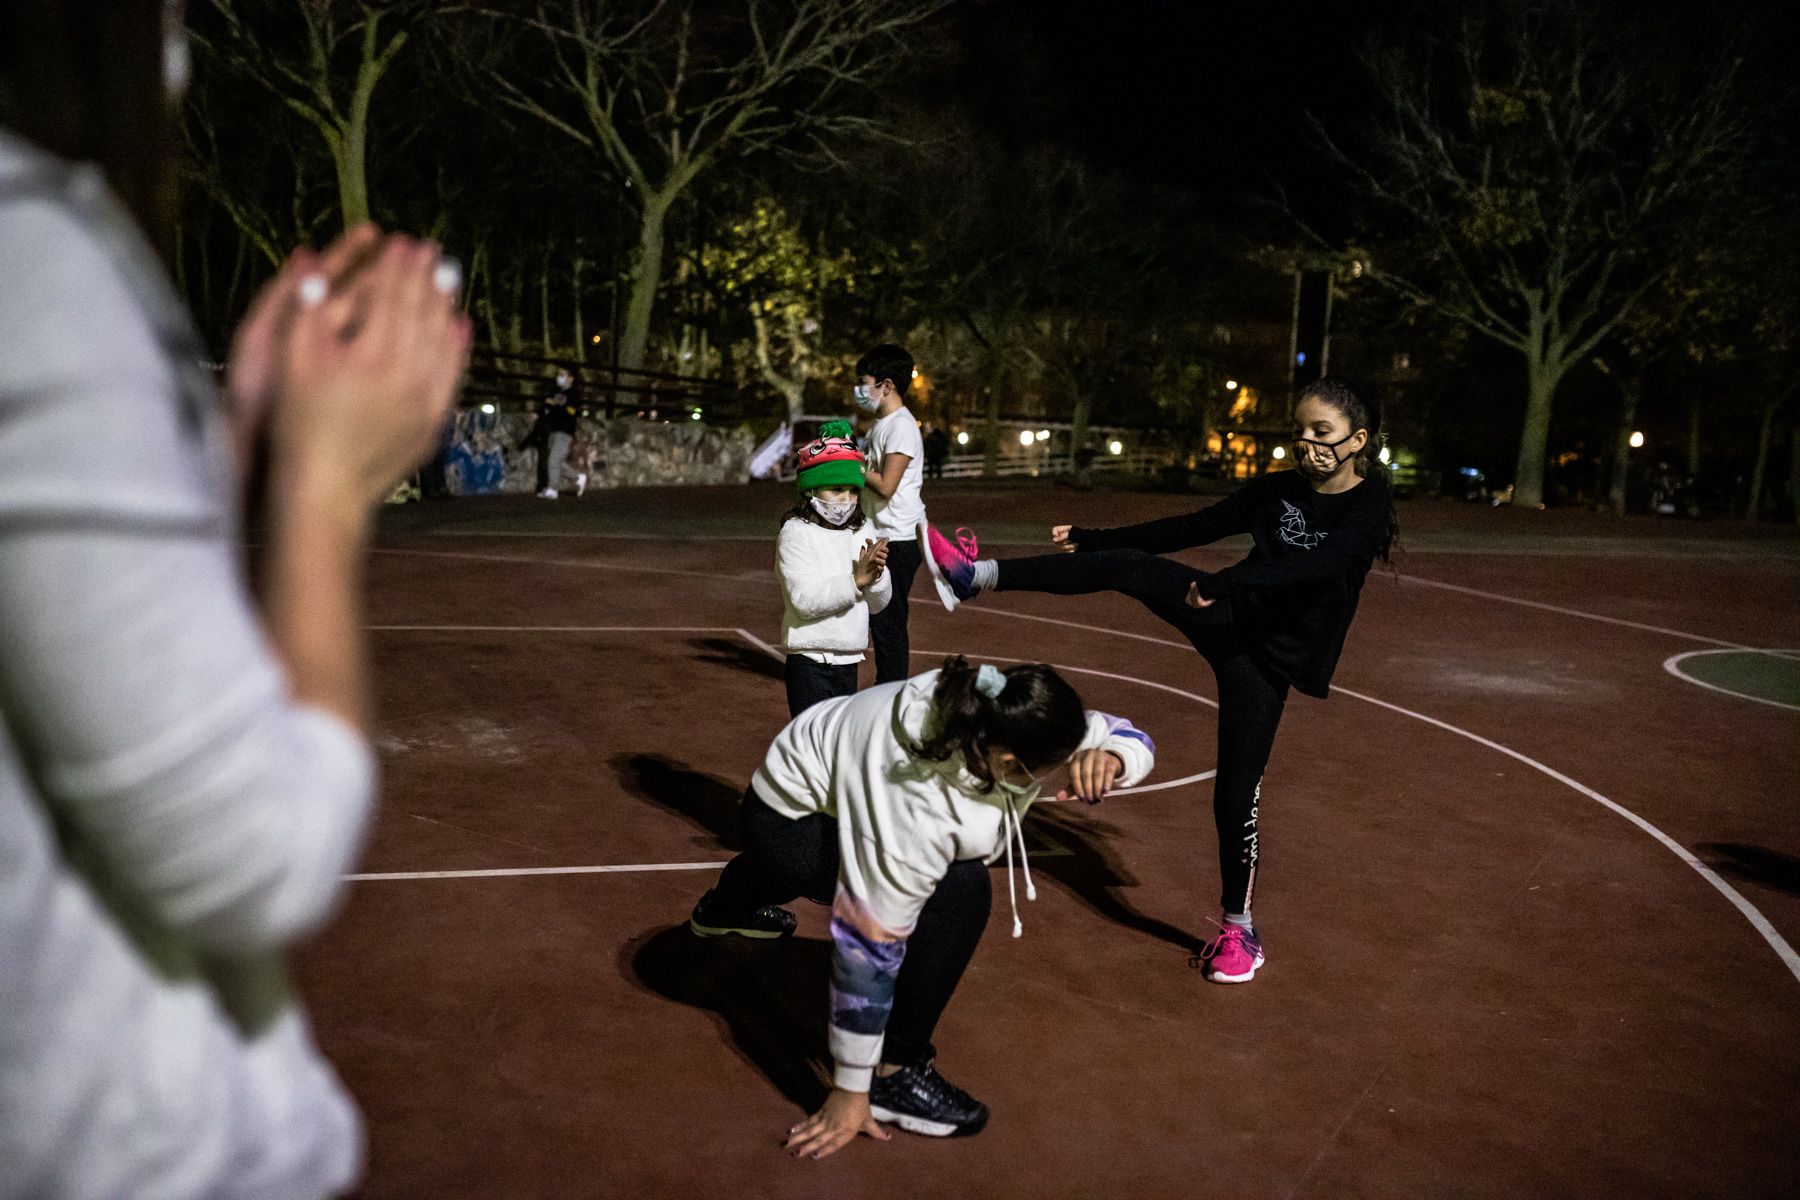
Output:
[1204,953,1265,984]
[687,919,792,940]
[917,520,965,612]
[870,1104,989,1138]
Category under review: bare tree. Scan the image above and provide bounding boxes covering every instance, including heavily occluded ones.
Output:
[1316,2,1756,507]
[195,1,441,229]
[481,0,946,375]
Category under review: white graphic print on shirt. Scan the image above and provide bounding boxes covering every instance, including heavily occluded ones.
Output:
[1279,499,1329,550]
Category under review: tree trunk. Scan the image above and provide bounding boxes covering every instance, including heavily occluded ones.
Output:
[1510,354,1559,508]
[1606,376,1641,516]
[983,383,1002,479]
[1745,396,1781,522]
[1070,388,1093,487]
[1791,422,1800,525]
[571,255,585,357]
[539,252,553,357]
[618,193,669,375]
[1686,395,1702,480]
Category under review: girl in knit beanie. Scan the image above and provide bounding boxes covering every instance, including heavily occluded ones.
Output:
[778,420,892,716]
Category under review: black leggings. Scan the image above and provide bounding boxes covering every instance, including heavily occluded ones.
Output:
[711,789,993,1067]
[784,654,858,718]
[869,538,923,684]
[997,549,1289,914]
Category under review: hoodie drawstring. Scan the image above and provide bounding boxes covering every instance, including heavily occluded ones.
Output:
[1002,795,1036,938]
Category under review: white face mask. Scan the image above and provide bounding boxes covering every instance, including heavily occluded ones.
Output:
[810,495,858,526]
[852,384,880,413]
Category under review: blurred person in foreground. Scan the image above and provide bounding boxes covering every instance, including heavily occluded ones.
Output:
[0,2,470,1196]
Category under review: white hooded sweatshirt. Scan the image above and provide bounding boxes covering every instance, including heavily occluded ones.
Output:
[751,670,1155,1091]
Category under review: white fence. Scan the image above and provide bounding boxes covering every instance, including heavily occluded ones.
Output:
[776,448,1171,483]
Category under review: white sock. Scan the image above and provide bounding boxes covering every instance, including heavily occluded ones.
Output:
[1223,911,1253,928]
[973,559,998,592]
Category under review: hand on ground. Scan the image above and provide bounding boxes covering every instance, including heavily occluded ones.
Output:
[1051,524,1077,553]
[785,1088,889,1160]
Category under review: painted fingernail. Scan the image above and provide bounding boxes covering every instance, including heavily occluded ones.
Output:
[433,257,462,295]
[297,274,328,307]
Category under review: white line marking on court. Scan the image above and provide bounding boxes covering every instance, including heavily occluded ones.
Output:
[1395,574,1772,651]
[1662,649,1800,713]
[735,627,786,661]
[373,546,730,581]
[963,606,1800,986]
[348,861,728,881]
[370,624,742,633]
[349,626,1221,882]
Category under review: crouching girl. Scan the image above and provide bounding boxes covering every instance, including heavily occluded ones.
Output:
[688,657,1155,1157]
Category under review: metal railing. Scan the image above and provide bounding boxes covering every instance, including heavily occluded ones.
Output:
[462,346,740,421]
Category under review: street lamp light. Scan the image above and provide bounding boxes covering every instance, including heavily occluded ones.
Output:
[1018,430,1034,447]
[1035,429,1051,442]
[1108,440,1123,455]
[1225,379,1239,391]
[956,431,970,446]
[1629,430,1645,449]
[1271,445,1286,460]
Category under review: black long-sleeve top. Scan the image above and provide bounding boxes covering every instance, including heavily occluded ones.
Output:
[1071,470,1390,697]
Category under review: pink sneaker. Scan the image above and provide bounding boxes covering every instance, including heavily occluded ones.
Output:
[1200,922,1264,984]
[922,523,980,611]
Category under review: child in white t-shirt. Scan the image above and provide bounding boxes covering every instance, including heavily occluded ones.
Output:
[852,344,927,683]
[778,420,891,716]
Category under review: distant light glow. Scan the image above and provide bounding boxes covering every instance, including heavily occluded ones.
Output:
[691,411,702,421]
[1019,430,1035,446]
[1378,446,1391,464]
[956,431,970,446]
[1035,429,1051,442]
[911,367,920,379]
[1108,440,1123,455]
[1225,379,1239,391]
[1295,352,1307,366]
[479,403,496,414]
[1629,430,1645,449]
[1271,445,1286,460]
[591,334,601,344]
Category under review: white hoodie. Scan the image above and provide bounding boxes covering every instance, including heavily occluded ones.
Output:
[777,514,892,661]
[751,671,1155,1091]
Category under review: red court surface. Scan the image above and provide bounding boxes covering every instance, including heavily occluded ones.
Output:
[298,483,1800,1199]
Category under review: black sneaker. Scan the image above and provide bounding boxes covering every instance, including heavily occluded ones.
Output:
[688,889,797,939]
[868,1060,989,1138]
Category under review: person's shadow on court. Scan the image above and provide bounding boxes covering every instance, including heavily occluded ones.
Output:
[690,636,785,682]
[1026,803,1210,959]
[625,925,833,1112]
[611,752,744,853]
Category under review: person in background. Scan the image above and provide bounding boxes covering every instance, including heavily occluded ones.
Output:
[852,343,927,683]
[922,423,950,480]
[535,366,585,498]
[0,3,471,1195]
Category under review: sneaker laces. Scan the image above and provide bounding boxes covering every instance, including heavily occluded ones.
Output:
[1188,917,1251,969]
[951,528,979,562]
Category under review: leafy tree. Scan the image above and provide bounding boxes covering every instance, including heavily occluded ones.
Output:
[1316,1,1757,507]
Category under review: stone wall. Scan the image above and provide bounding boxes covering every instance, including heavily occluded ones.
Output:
[447,410,756,494]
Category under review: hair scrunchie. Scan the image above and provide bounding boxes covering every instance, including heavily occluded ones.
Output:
[974,663,1007,699]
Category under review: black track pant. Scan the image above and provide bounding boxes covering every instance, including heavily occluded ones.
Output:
[869,538,922,684]
[784,654,858,718]
[997,549,1289,914]
[711,789,993,1067]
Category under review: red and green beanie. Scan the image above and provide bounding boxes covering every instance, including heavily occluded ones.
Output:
[795,420,866,492]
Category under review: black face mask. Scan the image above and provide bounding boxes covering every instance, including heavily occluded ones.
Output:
[1292,431,1360,466]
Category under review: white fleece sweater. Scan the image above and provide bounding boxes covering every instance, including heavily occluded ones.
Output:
[751,671,1156,1091]
[777,516,893,660]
